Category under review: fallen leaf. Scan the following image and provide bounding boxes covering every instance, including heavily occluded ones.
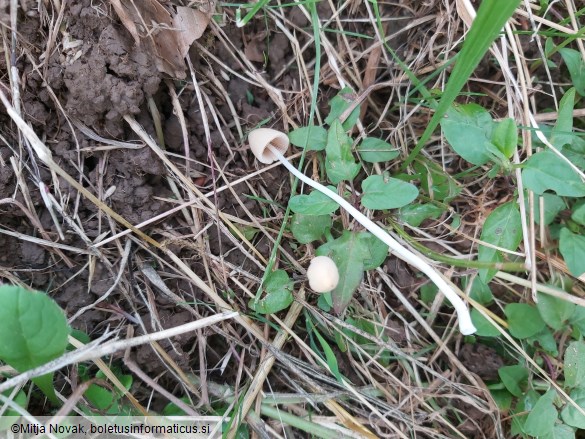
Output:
[110,0,216,79]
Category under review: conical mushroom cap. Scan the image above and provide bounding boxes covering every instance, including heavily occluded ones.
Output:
[248,128,289,164]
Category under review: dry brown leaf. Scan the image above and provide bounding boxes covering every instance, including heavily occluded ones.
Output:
[110,0,215,79]
[173,5,214,58]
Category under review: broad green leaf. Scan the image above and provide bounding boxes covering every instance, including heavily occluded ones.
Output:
[470,309,500,337]
[325,120,360,184]
[498,364,529,397]
[414,160,461,202]
[528,328,559,357]
[360,232,389,270]
[522,151,585,197]
[288,125,328,151]
[317,231,381,313]
[478,202,523,282]
[541,424,576,439]
[559,49,585,96]
[511,390,541,435]
[441,103,494,165]
[361,174,419,210]
[551,88,576,149]
[420,283,438,304]
[524,389,558,437]
[290,213,331,244]
[505,303,546,339]
[564,341,585,389]
[529,193,566,226]
[561,388,585,429]
[463,276,493,305]
[289,188,339,215]
[491,118,517,158]
[0,285,70,402]
[536,292,575,331]
[398,203,445,227]
[569,307,585,335]
[251,270,294,314]
[357,137,399,163]
[325,87,360,130]
[559,228,585,277]
[490,389,513,412]
[571,203,585,226]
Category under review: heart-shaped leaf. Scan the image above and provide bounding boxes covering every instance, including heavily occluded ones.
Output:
[251,270,294,314]
[288,125,327,151]
[559,228,585,277]
[316,231,388,313]
[325,120,360,184]
[290,213,332,244]
[0,285,70,402]
[478,202,522,282]
[361,174,419,210]
[522,151,585,197]
[289,187,339,215]
[357,137,399,163]
[441,103,494,165]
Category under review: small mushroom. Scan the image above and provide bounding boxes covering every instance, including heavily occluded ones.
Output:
[307,256,339,293]
[248,128,476,335]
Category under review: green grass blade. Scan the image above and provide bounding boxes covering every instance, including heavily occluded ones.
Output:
[401,0,521,169]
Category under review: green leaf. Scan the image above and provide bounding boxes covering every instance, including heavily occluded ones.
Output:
[414,160,461,202]
[289,188,339,215]
[524,389,558,437]
[561,388,585,429]
[491,118,517,158]
[511,390,541,435]
[559,48,585,96]
[505,303,546,339]
[522,151,585,197]
[398,203,445,227]
[571,203,585,226]
[288,125,328,151]
[559,228,585,277]
[569,306,585,334]
[290,213,331,244]
[357,137,399,163]
[528,328,559,357]
[564,341,585,389]
[536,292,576,331]
[0,285,70,403]
[529,193,566,226]
[360,232,389,270]
[498,364,529,397]
[441,103,494,165]
[478,202,523,282]
[316,231,387,313]
[312,325,343,382]
[463,276,494,305]
[325,120,360,184]
[470,309,500,337]
[325,87,360,130]
[551,88,576,149]
[490,389,513,412]
[251,270,294,314]
[361,174,419,210]
[541,424,576,439]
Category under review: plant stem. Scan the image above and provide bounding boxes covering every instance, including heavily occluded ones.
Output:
[270,146,476,335]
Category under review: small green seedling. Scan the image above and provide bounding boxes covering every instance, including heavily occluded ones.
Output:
[0,285,70,403]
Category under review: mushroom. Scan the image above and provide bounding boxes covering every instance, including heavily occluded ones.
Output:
[248,128,476,335]
[307,256,340,293]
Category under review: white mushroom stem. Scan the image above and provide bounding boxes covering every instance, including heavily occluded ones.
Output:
[269,145,476,335]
